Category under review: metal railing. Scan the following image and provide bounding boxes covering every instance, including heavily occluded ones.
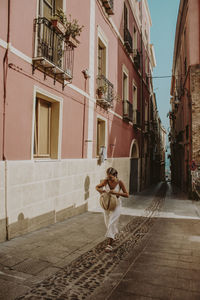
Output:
[133,109,140,126]
[33,17,74,82]
[133,50,140,69]
[96,75,114,107]
[124,27,133,53]
[123,100,133,121]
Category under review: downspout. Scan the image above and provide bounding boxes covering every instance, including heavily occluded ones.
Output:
[139,0,143,191]
[188,67,192,195]
[82,77,87,158]
[3,0,11,240]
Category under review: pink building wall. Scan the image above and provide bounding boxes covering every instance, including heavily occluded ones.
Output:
[1,0,153,162]
[0,0,157,241]
[1,0,91,161]
[188,0,200,65]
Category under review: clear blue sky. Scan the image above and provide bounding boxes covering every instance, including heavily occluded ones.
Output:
[148,0,180,133]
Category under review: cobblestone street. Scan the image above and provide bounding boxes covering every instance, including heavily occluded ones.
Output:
[0,182,200,299]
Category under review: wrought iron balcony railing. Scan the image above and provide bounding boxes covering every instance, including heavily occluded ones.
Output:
[102,0,114,15]
[96,75,114,108]
[124,27,133,53]
[133,109,140,127]
[133,50,140,69]
[123,100,133,122]
[32,17,74,88]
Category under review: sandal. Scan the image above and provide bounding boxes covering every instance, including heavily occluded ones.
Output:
[105,245,113,252]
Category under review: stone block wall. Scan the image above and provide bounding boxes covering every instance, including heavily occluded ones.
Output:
[0,158,130,240]
[191,65,200,164]
[0,162,6,242]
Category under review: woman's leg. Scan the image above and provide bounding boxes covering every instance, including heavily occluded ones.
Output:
[105,205,121,240]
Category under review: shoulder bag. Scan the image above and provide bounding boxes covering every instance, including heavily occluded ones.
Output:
[99,192,117,211]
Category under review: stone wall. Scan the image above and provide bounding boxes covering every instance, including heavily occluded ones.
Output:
[191,65,200,164]
[0,162,6,242]
[1,158,130,240]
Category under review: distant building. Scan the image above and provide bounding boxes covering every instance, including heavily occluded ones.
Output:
[170,0,200,195]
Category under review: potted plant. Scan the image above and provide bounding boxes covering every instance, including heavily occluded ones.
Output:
[65,15,84,47]
[51,8,66,35]
[97,84,108,99]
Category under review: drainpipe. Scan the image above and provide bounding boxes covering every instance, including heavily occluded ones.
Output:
[3,0,11,240]
[82,87,86,158]
[139,0,143,191]
[188,67,192,195]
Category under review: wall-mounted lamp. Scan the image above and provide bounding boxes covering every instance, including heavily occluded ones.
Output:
[82,69,90,79]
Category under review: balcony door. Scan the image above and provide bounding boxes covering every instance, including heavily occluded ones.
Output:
[98,38,106,77]
[38,0,63,19]
[124,3,128,29]
[133,84,137,123]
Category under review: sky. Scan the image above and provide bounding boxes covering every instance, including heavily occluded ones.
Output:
[148,0,180,134]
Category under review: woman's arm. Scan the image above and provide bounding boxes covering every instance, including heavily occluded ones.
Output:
[96,179,107,194]
[110,180,129,198]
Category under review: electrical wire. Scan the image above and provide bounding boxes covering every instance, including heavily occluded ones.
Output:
[149,74,185,79]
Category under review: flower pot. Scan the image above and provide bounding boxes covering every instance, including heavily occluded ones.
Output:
[65,35,80,48]
[51,19,66,35]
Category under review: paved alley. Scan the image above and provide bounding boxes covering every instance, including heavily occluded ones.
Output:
[0,182,200,299]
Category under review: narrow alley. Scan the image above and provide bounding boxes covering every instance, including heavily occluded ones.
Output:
[0,182,200,300]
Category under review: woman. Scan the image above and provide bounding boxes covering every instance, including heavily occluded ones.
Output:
[96,167,129,252]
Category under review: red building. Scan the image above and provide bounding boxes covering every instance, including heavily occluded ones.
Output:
[0,0,162,241]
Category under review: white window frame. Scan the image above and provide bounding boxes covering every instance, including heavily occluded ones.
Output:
[122,64,129,101]
[124,3,129,30]
[32,86,63,160]
[132,82,137,110]
[133,26,138,51]
[37,0,65,18]
[97,26,108,78]
[96,115,108,157]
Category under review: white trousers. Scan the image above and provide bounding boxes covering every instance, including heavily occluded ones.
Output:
[103,203,121,239]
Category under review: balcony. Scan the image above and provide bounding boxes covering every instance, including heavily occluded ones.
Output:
[176,131,184,144]
[133,50,140,69]
[123,100,133,122]
[144,121,149,133]
[102,0,114,15]
[133,109,140,127]
[124,27,133,53]
[96,75,114,108]
[32,17,74,89]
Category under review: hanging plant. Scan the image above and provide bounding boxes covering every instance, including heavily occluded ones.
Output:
[65,14,84,44]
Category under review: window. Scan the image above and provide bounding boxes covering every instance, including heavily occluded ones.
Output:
[145,102,148,123]
[39,0,63,18]
[133,84,138,124]
[96,118,106,156]
[133,27,137,51]
[123,71,128,101]
[145,53,148,75]
[98,38,106,76]
[133,84,137,109]
[124,3,128,29]
[34,96,61,159]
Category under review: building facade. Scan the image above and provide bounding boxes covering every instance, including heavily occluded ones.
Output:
[170,0,200,196]
[0,0,163,241]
